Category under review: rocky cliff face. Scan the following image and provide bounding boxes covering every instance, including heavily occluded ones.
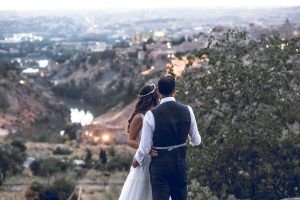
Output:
[0,71,70,135]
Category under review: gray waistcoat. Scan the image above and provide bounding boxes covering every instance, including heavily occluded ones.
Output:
[151,101,191,163]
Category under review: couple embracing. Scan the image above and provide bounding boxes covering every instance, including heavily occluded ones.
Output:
[119,75,201,200]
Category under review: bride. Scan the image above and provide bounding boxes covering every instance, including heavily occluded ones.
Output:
[119,83,159,200]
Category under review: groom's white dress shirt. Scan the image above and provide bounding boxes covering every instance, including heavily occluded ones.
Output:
[134,97,201,165]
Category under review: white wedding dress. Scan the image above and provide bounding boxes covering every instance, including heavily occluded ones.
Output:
[119,114,152,200]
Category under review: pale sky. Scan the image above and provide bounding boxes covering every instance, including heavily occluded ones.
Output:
[0,0,299,10]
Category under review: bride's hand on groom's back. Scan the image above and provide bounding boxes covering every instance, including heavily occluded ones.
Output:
[149,148,158,157]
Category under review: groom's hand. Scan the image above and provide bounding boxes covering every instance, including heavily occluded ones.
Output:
[131,159,140,168]
[149,148,158,157]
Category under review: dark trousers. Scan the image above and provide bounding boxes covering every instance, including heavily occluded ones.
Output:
[150,161,187,200]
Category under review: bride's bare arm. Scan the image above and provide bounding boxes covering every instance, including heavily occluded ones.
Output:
[127,114,142,149]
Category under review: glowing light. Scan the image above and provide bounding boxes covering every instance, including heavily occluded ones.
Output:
[102,134,110,142]
[3,33,43,42]
[141,66,155,75]
[153,31,165,38]
[166,42,172,49]
[19,80,26,84]
[70,108,94,126]
[38,60,49,68]
[0,128,9,136]
[22,68,39,74]
[60,130,65,136]
[280,43,286,50]
[94,136,100,142]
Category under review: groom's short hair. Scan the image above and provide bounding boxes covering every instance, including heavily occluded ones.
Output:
[158,75,175,96]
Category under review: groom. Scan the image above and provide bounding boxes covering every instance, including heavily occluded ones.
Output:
[132,75,201,200]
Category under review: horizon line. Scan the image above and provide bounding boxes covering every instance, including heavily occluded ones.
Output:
[0,5,299,12]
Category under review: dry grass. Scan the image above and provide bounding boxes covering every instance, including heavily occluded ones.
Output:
[1,141,132,200]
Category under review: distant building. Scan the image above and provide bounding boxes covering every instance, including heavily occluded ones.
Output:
[138,51,146,60]
[0,49,8,54]
[280,18,296,39]
[88,42,107,52]
[23,156,35,168]
[9,48,19,54]
[153,30,167,41]
[73,159,85,166]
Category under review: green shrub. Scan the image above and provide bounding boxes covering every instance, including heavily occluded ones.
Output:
[25,178,77,200]
[0,58,18,76]
[11,139,27,152]
[106,153,132,172]
[30,157,71,177]
[0,88,9,111]
[0,143,26,185]
[53,147,72,155]
[188,179,219,200]
[107,144,116,157]
[178,31,300,199]
[84,148,93,168]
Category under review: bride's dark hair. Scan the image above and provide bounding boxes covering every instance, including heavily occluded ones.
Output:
[127,84,159,133]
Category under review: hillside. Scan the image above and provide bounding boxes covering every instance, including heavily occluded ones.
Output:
[45,38,206,112]
[92,101,136,130]
[0,70,70,135]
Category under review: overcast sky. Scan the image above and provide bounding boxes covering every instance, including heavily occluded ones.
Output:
[0,0,299,10]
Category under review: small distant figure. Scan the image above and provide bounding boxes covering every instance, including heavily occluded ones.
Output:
[99,148,107,165]
[84,148,92,168]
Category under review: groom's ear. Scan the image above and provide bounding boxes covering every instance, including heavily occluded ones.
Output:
[173,88,176,96]
[158,90,163,98]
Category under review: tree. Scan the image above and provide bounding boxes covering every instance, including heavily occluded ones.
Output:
[25,178,77,200]
[0,58,19,76]
[188,179,219,200]
[11,139,27,152]
[53,147,72,155]
[0,88,9,111]
[84,148,93,168]
[0,143,26,185]
[177,30,300,199]
[63,123,81,140]
[30,158,70,178]
[99,148,107,165]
